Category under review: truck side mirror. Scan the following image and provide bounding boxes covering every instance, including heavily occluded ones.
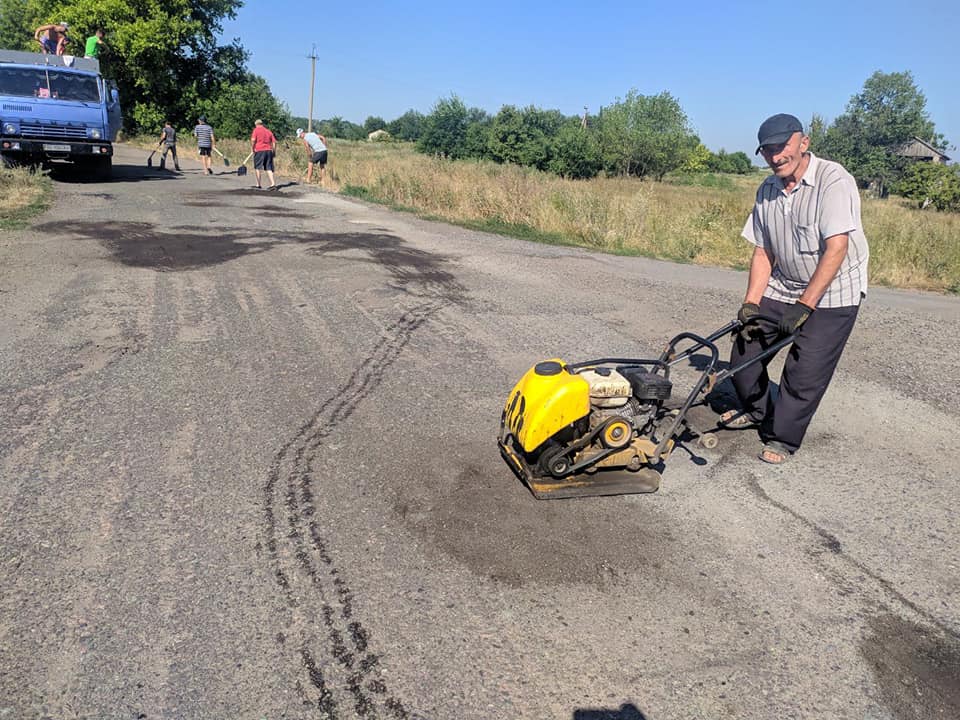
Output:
[110,88,119,105]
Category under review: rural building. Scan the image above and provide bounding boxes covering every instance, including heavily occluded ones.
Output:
[894,137,950,164]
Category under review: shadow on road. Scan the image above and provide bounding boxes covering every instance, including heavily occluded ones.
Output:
[573,703,650,719]
[47,161,180,184]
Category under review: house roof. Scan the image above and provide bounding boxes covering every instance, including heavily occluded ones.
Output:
[896,136,951,162]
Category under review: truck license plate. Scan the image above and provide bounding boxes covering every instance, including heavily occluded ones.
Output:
[43,143,71,152]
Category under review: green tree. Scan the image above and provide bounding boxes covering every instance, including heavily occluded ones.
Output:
[706,149,753,174]
[896,162,960,211]
[486,105,563,170]
[548,120,602,179]
[199,74,292,138]
[386,110,425,141]
[315,116,364,140]
[363,115,386,134]
[807,113,828,153]
[0,0,31,50]
[462,107,492,159]
[680,142,712,173]
[596,90,699,180]
[817,71,948,194]
[418,95,471,159]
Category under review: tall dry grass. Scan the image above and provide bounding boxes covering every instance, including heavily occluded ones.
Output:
[132,136,960,293]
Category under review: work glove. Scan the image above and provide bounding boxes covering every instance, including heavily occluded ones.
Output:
[737,302,761,339]
[737,302,760,326]
[779,302,813,335]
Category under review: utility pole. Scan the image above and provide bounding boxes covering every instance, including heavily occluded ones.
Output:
[581,106,589,130]
[307,45,318,132]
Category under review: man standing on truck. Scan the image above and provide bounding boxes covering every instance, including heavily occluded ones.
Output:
[158,121,180,172]
[34,23,70,56]
[193,116,215,175]
[84,29,106,59]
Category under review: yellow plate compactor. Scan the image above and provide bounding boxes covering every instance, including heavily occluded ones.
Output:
[498,318,795,499]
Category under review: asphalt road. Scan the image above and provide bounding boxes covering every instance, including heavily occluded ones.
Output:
[2,145,959,720]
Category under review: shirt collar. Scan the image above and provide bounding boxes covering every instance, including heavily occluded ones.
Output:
[799,152,819,187]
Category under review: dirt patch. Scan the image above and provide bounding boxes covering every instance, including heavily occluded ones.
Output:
[861,613,960,719]
[393,457,679,588]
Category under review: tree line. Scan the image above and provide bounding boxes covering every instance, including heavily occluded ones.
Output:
[304,91,753,181]
[309,70,955,212]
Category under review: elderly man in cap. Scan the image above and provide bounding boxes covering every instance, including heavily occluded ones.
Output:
[722,113,869,465]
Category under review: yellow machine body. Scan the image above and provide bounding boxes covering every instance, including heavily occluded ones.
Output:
[502,360,590,453]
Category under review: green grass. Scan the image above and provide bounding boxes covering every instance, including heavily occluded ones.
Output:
[0,165,52,230]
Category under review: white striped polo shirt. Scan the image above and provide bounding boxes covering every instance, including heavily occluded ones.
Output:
[742,152,870,308]
[193,123,213,148]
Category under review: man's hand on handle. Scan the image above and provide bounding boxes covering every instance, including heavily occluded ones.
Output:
[779,302,813,335]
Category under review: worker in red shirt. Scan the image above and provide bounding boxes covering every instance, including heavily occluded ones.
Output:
[250,119,278,190]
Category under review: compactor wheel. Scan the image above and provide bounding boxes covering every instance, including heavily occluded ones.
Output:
[538,443,572,478]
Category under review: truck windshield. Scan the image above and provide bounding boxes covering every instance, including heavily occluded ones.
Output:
[0,67,100,103]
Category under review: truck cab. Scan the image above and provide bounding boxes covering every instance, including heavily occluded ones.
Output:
[0,49,122,179]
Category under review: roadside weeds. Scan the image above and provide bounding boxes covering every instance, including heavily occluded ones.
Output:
[0,165,52,230]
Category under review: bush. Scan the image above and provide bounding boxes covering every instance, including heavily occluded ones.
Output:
[548,121,602,179]
[896,162,960,211]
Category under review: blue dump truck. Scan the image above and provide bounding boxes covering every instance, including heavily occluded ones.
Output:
[0,49,122,179]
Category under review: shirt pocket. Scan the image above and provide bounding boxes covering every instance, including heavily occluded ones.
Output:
[792,224,821,254]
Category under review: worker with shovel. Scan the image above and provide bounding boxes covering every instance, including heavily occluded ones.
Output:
[296,128,328,184]
[250,119,277,190]
[724,113,869,465]
[158,120,180,171]
[193,116,216,175]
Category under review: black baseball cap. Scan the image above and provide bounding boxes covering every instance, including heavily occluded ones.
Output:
[756,113,803,154]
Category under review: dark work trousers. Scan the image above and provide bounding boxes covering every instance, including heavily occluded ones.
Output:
[730,296,860,453]
[161,144,180,170]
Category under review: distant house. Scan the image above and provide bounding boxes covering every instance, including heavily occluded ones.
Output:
[367,129,391,142]
[894,137,950,164]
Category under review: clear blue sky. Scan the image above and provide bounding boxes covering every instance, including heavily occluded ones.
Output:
[221,0,958,157]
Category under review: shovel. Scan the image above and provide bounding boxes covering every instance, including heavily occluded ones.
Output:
[212,147,231,167]
[146,143,161,168]
[236,152,253,177]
